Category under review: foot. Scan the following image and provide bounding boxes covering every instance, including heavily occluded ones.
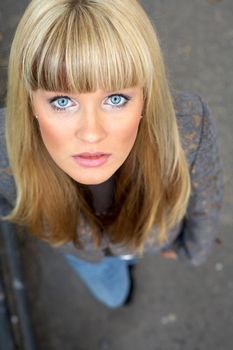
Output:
[123,265,136,306]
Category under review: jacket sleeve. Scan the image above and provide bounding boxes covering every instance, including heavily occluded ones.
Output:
[172,98,224,265]
[0,108,16,217]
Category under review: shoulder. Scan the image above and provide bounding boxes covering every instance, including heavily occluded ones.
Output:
[0,108,16,206]
[173,91,213,167]
[173,91,204,117]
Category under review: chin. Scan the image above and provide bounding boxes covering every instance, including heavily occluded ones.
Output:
[70,172,114,185]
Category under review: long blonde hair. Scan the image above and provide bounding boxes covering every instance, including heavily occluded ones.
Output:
[5,0,191,251]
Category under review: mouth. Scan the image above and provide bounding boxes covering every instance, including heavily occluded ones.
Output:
[72,153,111,167]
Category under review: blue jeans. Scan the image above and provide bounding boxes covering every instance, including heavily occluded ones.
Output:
[64,254,136,308]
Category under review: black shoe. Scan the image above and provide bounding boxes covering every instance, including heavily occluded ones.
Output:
[123,265,136,306]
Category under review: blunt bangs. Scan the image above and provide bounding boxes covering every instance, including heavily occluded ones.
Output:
[23,2,151,94]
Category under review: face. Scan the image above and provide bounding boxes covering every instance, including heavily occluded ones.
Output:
[32,87,144,185]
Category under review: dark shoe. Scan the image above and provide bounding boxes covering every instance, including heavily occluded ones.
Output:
[123,265,136,306]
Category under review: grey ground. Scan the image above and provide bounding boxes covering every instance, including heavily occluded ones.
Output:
[0,0,233,349]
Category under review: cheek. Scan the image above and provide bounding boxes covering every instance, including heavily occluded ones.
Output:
[116,118,141,146]
[38,121,67,151]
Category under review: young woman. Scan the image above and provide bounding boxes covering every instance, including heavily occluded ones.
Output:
[0,0,224,308]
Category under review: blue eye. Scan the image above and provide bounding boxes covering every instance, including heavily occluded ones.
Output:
[106,94,130,108]
[49,96,74,111]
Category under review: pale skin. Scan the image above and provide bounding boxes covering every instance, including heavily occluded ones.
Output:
[32,87,144,185]
[32,86,177,260]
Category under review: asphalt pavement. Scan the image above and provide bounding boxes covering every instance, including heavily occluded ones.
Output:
[0,1,233,349]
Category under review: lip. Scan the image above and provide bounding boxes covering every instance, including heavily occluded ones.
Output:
[72,153,111,168]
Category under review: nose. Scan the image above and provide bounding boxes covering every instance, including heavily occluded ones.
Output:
[75,107,107,143]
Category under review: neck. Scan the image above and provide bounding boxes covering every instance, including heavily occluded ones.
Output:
[88,176,115,215]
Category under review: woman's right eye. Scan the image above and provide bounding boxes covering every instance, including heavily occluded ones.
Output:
[49,96,75,111]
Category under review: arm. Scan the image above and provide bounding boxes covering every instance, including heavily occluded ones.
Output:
[0,108,16,217]
[172,98,224,265]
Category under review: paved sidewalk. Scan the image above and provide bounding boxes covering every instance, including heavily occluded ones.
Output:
[0,1,233,349]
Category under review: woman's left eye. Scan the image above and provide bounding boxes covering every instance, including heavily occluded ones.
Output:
[49,96,75,111]
[105,94,130,108]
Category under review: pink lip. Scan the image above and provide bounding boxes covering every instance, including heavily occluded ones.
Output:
[72,153,111,167]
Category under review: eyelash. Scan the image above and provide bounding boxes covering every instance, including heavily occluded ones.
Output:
[105,94,131,108]
[48,94,131,112]
[49,96,73,112]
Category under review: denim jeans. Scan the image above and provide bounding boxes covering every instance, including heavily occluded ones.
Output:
[64,254,136,308]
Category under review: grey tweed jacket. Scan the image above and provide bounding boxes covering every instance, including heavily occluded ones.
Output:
[0,92,224,265]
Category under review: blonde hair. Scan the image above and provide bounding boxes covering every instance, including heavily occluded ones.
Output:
[6,0,191,251]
